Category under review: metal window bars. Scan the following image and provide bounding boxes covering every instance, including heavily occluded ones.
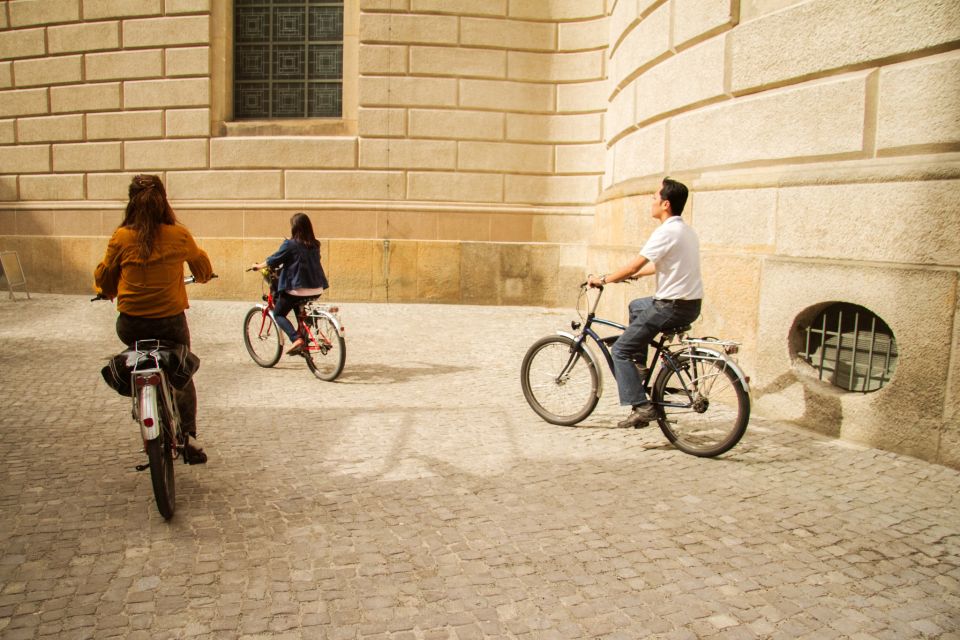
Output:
[234,1,344,119]
[799,305,897,393]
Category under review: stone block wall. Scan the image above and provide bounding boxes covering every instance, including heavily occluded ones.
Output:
[0,0,607,308]
[593,0,960,466]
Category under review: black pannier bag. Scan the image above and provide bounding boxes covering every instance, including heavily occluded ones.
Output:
[101,340,200,397]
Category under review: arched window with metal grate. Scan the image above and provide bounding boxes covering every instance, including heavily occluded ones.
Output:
[795,302,898,393]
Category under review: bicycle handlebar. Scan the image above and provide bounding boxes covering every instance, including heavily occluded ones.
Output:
[91,273,217,301]
[183,273,218,285]
[581,275,639,290]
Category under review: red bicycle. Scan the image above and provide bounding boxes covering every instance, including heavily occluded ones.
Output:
[243,267,345,381]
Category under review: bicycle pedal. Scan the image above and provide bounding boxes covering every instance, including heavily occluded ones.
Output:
[134,463,149,472]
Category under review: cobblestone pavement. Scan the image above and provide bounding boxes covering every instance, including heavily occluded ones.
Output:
[1,294,958,640]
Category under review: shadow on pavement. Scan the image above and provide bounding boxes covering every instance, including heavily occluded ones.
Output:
[334,362,475,385]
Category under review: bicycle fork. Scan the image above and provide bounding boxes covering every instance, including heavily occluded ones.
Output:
[553,331,602,400]
[557,344,584,382]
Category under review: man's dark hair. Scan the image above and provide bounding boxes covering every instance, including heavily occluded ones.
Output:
[660,177,689,216]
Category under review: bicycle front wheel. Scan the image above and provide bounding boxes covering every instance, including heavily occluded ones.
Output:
[144,393,175,519]
[521,335,600,426]
[243,306,282,367]
[652,351,749,457]
[304,312,345,381]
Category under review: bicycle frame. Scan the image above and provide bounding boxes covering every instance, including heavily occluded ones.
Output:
[301,303,344,350]
[559,286,749,404]
[250,293,343,352]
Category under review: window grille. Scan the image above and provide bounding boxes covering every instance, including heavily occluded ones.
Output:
[234,0,344,119]
[798,303,897,393]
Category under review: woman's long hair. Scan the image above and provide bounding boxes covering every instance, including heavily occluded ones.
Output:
[289,212,318,249]
[121,174,177,260]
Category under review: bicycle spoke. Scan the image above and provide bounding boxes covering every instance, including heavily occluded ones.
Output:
[244,307,282,367]
[654,352,749,457]
[521,336,599,425]
[304,313,345,381]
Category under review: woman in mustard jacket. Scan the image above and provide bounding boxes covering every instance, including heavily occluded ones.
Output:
[95,174,213,463]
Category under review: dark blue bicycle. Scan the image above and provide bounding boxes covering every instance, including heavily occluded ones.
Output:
[521,284,751,457]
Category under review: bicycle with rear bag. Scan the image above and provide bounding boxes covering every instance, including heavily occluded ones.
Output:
[243,266,345,381]
[521,283,751,457]
[95,275,213,519]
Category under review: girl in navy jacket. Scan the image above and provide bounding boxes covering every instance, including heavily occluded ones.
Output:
[252,213,329,355]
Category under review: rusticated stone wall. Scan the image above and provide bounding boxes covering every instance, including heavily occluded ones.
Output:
[593,0,960,466]
[0,0,607,307]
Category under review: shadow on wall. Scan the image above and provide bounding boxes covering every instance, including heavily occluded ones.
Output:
[753,370,843,439]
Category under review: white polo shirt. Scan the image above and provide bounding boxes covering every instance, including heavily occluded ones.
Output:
[640,216,703,301]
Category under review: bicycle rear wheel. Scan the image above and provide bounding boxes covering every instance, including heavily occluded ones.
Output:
[521,335,600,426]
[304,312,345,381]
[144,389,175,519]
[243,306,282,367]
[652,351,749,457]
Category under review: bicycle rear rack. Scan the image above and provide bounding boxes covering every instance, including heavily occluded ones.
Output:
[683,337,740,355]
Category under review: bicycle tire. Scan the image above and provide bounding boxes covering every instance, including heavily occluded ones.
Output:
[243,306,282,367]
[652,349,749,457]
[144,390,175,519]
[521,334,600,426]
[304,312,346,381]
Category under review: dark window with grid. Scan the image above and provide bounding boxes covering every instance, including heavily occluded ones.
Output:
[797,302,898,393]
[234,0,343,119]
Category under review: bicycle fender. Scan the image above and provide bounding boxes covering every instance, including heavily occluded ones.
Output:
[138,384,160,441]
[692,347,751,397]
[264,307,281,334]
[726,358,751,396]
[555,331,604,398]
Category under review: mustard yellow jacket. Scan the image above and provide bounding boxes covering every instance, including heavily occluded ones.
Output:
[95,223,213,318]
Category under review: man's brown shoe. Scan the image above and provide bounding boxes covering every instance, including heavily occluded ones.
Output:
[617,404,658,429]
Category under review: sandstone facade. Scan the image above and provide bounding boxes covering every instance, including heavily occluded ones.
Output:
[0,0,957,465]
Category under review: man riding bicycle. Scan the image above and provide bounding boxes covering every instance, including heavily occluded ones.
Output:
[587,177,703,428]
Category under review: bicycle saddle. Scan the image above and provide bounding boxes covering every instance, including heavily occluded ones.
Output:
[661,324,692,337]
[294,295,322,308]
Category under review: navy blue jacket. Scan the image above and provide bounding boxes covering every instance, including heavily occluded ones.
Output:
[265,239,329,292]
